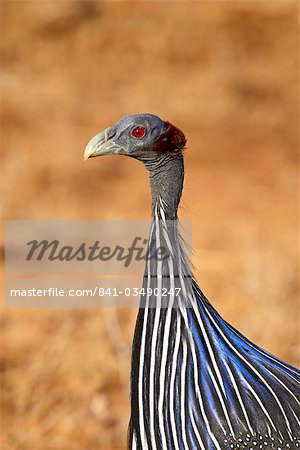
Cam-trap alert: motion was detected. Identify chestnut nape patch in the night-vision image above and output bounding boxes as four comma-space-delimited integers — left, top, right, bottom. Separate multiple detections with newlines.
153, 121, 187, 155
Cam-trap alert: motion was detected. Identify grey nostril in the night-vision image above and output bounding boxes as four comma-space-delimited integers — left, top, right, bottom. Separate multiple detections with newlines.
107, 127, 117, 140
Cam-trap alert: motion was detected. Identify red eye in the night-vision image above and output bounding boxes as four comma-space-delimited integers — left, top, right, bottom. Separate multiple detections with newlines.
131, 126, 145, 139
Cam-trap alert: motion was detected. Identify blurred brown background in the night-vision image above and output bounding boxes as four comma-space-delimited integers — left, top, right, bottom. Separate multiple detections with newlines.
1, 1, 299, 449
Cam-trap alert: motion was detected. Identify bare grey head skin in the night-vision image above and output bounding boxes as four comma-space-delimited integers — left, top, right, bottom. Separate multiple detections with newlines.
84, 113, 187, 219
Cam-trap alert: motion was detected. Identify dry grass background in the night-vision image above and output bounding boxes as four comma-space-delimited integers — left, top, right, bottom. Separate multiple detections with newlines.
0, 1, 299, 449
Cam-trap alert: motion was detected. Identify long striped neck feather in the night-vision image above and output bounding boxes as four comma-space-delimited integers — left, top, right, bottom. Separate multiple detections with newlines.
129, 149, 300, 450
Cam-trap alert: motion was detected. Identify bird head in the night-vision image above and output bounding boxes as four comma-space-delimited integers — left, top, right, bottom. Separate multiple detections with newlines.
83, 113, 186, 164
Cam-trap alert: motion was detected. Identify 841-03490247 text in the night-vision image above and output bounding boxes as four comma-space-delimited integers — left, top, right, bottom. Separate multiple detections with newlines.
9, 287, 183, 298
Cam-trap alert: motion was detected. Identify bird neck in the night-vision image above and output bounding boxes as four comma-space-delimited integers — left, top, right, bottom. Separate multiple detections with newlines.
146, 155, 184, 220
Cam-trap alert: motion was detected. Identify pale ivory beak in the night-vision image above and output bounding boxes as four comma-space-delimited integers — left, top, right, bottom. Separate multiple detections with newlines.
83, 128, 123, 161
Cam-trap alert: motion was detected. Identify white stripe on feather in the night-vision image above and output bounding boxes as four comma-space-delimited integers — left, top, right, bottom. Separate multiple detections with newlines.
178, 296, 223, 450
181, 338, 190, 449
148, 206, 162, 449
136, 223, 155, 450
191, 410, 206, 450
224, 362, 254, 435
131, 432, 137, 450
169, 314, 182, 450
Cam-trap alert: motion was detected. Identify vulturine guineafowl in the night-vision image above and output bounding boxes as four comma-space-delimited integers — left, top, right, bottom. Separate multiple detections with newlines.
84, 114, 300, 450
